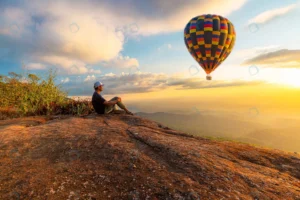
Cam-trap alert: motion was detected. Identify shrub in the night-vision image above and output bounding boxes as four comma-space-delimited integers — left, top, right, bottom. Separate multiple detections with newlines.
0, 69, 94, 119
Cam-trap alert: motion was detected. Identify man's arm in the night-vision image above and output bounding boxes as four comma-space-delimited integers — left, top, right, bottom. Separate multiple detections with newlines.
103, 100, 118, 106
94, 94, 117, 106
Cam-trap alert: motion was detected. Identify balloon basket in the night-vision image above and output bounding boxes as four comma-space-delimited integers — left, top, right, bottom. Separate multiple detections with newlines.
206, 75, 212, 80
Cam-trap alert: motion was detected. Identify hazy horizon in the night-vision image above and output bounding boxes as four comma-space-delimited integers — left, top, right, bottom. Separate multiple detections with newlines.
135, 110, 300, 153
69, 82, 300, 117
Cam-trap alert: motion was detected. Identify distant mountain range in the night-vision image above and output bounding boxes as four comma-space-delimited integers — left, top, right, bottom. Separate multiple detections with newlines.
135, 111, 300, 153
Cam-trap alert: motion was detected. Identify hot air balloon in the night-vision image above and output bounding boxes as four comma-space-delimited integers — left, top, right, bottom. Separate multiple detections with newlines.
184, 14, 236, 80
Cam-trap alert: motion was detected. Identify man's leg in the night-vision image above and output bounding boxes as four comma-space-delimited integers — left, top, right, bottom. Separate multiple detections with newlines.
108, 96, 133, 114
104, 104, 116, 114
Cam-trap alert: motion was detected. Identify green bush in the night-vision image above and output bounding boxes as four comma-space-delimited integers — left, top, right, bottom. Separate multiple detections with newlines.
0, 69, 94, 119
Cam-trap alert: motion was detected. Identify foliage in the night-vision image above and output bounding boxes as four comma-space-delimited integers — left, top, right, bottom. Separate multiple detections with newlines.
0, 69, 94, 120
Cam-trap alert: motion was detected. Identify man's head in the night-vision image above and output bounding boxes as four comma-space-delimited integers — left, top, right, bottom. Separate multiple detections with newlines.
94, 81, 104, 92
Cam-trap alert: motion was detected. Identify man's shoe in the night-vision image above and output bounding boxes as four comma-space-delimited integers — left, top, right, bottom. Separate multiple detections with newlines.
126, 111, 134, 115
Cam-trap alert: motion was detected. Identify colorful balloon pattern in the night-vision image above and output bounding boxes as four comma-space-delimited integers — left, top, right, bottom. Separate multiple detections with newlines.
184, 14, 236, 80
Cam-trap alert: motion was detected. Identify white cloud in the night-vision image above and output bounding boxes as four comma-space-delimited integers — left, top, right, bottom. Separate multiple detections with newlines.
67, 71, 265, 95
0, 1, 132, 74
102, 54, 139, 69
248, 3, 297, 25
242, 49, 300, 68
36, 55, 88, 75
104, 72, 116, 77
26, 63, 47, 70
232, 45, 282, 63
88, 69, 101, 74
158, 43, 172, 52
84, 75, 96, 82
61, 77, 70, 83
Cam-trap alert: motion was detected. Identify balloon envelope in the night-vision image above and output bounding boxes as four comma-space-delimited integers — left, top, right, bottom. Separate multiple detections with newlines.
184, 14, 236, 76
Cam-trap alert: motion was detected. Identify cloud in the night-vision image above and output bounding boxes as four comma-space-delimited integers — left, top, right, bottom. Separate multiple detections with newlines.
0, 0, 137, 74
22, 56, 103, 75
84, 75, 96, 82
0, 7, 32, 38
104, 73, 117, 77
65, 71, 266, 96
0, 0, 248, 76
35, 55, 88, 75
248, 3, 297, 25
88, 69, 101, 74
61, 77, 70, 83
102, 54, 139, 69
25, 63, 47, 70
231, 45, 282, 63
242, 49, 300, 68
158, 44, 174, 52
168, 77, 265, 90
129, 0, 248, 36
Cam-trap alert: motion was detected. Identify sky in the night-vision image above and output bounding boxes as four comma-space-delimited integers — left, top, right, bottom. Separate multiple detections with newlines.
1, 0, 300, 115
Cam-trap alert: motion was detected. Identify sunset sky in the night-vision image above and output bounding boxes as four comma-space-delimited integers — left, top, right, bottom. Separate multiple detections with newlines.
0, 0, 300, 115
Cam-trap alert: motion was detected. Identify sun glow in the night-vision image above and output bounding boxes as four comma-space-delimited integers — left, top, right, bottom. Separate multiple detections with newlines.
266, 68, 300, 88
279, 69, 300, 87
282, 77, 300, 87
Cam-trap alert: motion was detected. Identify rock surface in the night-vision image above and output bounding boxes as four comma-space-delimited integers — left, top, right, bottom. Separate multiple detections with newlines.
0, 113, 299, 199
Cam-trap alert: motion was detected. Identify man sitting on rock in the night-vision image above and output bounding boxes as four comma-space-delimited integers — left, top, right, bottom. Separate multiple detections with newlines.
92, 81, 133, 115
